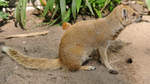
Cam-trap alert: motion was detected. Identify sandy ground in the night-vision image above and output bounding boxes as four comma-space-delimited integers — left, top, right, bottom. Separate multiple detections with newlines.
0, 11, 150, 84
118, 16, 150, 84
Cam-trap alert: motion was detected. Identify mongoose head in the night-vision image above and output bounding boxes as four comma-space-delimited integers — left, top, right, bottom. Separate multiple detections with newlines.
115, 4, 142, 26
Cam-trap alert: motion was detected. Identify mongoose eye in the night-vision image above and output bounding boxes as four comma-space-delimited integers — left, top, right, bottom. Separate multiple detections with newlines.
132, 13, 136, 16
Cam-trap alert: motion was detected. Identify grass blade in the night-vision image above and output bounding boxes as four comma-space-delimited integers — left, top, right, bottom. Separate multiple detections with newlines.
76, 0, 81, 13
49, 0, 55, 12
21, 0, 27, 28
94, 8, 102, 18
42, 0, 50, 16
100, 0, 111, 12
15, 0, 21, 23
51, 4, 59, 19
16, 0, 27, 29
60, 0, 66, 21
63, 8, 71, 22
49, 16, 60, 25
86, 0, 94, 15
72, 0, 76, 20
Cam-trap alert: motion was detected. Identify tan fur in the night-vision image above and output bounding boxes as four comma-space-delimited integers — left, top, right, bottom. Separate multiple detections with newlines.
2, 46, 61, 70
62, 22, 71, 30
2, 4, 142, 74
40, 0, 47, 6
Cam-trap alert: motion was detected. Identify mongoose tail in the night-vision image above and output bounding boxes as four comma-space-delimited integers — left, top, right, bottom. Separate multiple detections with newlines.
2, 46, 61, 70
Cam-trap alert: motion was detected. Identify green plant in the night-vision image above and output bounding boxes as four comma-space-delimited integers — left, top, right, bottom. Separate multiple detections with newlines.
90, 0, 121, 17
42, 0, 121, 25
146, 0, 150, 10
15, 0, 121, 29
0, 0, 9, 20
0, 0, 8, 7
0, 11, 9, 19
15, 0, 28, 29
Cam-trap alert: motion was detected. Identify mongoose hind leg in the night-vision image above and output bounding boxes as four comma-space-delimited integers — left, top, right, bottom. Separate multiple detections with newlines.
64, 48, 95, 71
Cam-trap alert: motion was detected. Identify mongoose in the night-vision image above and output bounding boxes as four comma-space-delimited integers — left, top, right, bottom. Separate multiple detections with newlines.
1, 4, 142, 74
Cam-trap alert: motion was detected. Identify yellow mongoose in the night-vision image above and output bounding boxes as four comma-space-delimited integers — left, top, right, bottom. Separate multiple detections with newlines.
1, 4, 142, 74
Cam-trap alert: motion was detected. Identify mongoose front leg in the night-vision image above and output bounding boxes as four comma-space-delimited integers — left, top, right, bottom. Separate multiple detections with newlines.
98, 41, 118, 74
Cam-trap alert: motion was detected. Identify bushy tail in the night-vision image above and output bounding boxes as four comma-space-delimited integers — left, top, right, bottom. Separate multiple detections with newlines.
1, 46, 61, 70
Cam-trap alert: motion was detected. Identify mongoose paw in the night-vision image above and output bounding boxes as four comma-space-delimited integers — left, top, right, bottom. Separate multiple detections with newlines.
109, 69, 119, 74
87, 66, 96, 71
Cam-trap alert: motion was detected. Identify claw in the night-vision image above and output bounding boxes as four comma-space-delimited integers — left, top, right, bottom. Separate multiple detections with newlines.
109, 69, 119, 74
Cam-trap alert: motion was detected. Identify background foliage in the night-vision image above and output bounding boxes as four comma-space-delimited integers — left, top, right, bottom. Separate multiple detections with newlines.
15, 0, 27, 29
146, 0, 150, 10
0, 0, 9, 20
1, 0, 149, 29
42, 0, 121, 25
14, 0, 121, 28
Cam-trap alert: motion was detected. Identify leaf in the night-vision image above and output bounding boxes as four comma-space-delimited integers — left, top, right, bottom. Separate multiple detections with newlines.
60, 0, 66, 21
100, 0, 111, 12
15, 0, 27, 29
42, 0, 50, 16
76, 0, 82, 13
63, 8, 71, 22
49, 0, 55, 12
72, 0, 76, 20
0, 0, 8, 7
51, 4, 59, 19
21, 0, 27, 28
86, 0, 94, 15
47, 16, 61, 26
109, 1, 114, 11
146, 0, 150, 10
49, 17, 60, 25
15, 1, 21, 23
94, 8, 102, 18
0, 12, 9, 19
96, 0, 105, 4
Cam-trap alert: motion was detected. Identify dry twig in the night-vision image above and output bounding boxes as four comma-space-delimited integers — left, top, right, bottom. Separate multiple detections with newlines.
0, 30, 49, 39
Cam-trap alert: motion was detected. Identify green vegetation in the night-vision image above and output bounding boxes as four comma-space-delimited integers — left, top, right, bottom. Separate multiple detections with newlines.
0, 11, 9, 20
146, 0, 150, 10
15, 0, 28, 29
0, 0, 8, 7
15, 0, 121, 29
42, 0, 121, 25
0, 0, 9, 20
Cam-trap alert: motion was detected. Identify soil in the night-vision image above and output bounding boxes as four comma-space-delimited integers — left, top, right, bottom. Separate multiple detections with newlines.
0, 11, 150, 84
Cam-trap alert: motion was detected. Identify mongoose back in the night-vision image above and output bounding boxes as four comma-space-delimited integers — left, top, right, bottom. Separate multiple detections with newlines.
2, 4, 142, 74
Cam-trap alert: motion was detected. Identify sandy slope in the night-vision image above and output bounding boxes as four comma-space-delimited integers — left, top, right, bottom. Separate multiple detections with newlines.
118, 16, 150, 84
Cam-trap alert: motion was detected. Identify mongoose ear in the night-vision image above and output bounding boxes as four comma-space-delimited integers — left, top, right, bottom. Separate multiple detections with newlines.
122, 8, 128, 20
